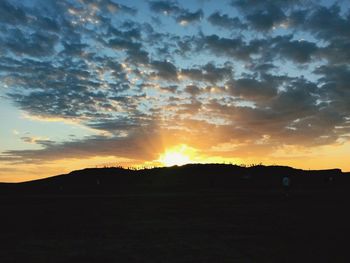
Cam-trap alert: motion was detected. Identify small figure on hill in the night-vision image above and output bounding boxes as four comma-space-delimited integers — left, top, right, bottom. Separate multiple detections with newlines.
324, 175, 334, 183
282, 176, 290, 197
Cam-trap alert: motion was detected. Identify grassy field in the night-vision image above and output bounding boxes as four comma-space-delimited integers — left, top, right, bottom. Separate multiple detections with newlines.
0, 189, 349, 262
1, 165, 349, 262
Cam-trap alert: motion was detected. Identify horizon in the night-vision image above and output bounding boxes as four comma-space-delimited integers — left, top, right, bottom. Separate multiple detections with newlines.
2, 162, 347, 184
1, 0, 350, 182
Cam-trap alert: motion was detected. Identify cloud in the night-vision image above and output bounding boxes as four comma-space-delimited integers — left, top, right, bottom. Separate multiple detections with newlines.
246, 4, 286, 31
3, 54, 131, 119
60, 41, 88, 56
230, 0, 301, 31
270, 36, 319, 63
269, 78, 318, 116
3, 28, 59, 57
176, 9, 203, 25
86, 118, 141, 133
149, 1, 203, 25
227, 77, 278, 101
149, 1, 181, 15
0, 122, 166, 164
34, 15, 61, 32
150, 60, 178, 81
184, 85, 202, 96
21, 136, 54, 146
315, 64, 350, 112
231, 0, 301, 10
198, 34, 261, 61
1, 0, 350, 172
0, 0, 27, 25
249, 63, 276, 73
320, 40, 350, 64
71, 0, 138, 18
181, 63, 233, 84
304, 4, 350, 41
207, 11, 246, 30
194, 34, 320, 64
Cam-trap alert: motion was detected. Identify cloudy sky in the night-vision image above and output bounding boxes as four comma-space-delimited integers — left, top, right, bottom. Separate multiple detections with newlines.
1, 0, 350, 181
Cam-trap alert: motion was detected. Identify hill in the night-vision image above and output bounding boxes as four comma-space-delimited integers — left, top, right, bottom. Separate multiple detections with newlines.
1, 164, 350, 262
0, 164, 347, 195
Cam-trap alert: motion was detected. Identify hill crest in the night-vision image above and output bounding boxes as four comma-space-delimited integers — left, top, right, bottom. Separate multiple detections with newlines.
0, 164, 347, 195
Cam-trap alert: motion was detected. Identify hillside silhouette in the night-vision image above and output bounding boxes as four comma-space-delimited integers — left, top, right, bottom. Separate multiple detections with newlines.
1, 164, 350, 262
0, 164, 348, 195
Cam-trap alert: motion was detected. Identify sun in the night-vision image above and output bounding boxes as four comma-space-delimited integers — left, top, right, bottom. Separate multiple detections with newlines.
158, 144, 194, 167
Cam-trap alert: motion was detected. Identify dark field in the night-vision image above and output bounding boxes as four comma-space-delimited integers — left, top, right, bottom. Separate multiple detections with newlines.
1, 165, 349, 262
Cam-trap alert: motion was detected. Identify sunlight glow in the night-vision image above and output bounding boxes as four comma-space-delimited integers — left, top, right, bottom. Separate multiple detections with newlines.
158, 144, 194, 166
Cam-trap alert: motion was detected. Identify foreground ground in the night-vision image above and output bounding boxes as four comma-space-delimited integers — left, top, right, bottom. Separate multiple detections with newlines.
0, 165, 349, 262
0, 189, 349, 262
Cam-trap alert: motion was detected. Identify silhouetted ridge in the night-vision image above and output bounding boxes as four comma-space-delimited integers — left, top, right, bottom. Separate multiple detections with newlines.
0, 164, 347, 195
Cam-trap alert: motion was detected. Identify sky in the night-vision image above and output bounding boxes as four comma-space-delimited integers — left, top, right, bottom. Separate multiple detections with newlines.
1, 0, 350, 182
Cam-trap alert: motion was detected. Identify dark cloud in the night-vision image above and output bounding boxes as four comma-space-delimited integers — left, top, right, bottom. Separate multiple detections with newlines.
249, 63, 276, 73
86, 118, 145, 133
287, 9, 308, 27
149, 1, 181, 15
2, 50, 132, 119
175, 35, 197, 56
305, 4, 350, 41
320, 40, 350, 64
104, 60, 128, 83
203, 72, 349, 147
3, 29, 59, 57
107, 25, 142, 40
150, 60, 178, 81
1, 132, 161, 164
198, 34, 262, 61
176, 99, 202, 115
229, 0, 303, 31
176, 9, 203, 25
149, 1, 202, 25
197, 34, 319, 64
107, 35, 149, 65
111, 2, 138, 15
21, 137, 55, 146
0, 0, 27, 25
246, 4, 286, 31
160, 85, 178, 93
126, 48, 150, 65
315, 64, 350, 112
207, 11, 246, 30
75, 0, 137, 15
60, 42, 88, 56
269, 78, 318, 116
108, 38, 141, 51
270, 36, 319, 63
184, 85, 202, 96
181, 63, 232, 84
227, 77, 278, 102
34, 16, 61, 32
231, 0, 301, 10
